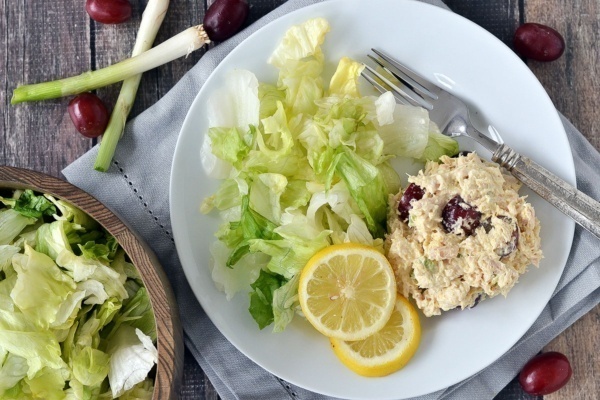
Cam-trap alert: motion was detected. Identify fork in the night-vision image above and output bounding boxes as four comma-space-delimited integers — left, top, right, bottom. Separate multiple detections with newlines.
362, 48, 600, 240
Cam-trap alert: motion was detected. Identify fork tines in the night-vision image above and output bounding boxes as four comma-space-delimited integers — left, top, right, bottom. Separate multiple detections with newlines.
361, 49, 438, 110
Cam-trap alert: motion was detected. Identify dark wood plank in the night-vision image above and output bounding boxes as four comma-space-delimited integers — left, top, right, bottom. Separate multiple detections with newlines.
93, 0, 207, 122
521, 2, 600, 399
525, 0, 600, 150
1, 0, 94, 178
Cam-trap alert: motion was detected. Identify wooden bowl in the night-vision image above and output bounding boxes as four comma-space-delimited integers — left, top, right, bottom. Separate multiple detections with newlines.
0, 166, 183, 399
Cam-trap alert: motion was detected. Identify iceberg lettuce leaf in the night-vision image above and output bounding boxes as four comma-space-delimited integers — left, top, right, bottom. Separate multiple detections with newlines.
418, 121, 460, 161
107, 326, 157, 399
328, 57, 365, 98
268, 17, 330, 68
0, 309, 67, 378
0, 209, 35, 246
11, 246, 76, 329
272, 274, 300, 332
334, 148, 389, 238
71, 346, 110, 387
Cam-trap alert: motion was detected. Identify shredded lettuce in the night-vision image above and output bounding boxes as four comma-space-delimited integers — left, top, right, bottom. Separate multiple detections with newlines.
201, 18, 459, 332
0, 189, 157, 398
248, 269, 286, 330
0, 209, 36, 246
419, 121, 460, 161
106, 326, 157, 399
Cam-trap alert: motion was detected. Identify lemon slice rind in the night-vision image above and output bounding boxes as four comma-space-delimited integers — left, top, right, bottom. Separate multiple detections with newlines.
330, 295, 421, 377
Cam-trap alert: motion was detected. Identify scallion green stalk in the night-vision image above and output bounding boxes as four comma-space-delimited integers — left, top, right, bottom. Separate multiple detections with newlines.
94, 0, 171, 172
11, 25, 210, 105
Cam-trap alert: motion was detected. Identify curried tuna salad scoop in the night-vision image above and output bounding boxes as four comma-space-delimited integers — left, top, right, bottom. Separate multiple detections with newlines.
385, 152, 543, 317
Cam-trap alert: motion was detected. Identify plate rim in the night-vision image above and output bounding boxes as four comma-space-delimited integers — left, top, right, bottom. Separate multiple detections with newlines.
170, 0, 576, 398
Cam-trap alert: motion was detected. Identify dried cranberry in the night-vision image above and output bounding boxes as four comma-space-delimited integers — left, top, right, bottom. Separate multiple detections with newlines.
497, 222, 519, 258
397, 183, 425, 222
482, 216, 520, 257
469, 293, 484, 308
452, 150, 472, 158
441, 195, 481, 235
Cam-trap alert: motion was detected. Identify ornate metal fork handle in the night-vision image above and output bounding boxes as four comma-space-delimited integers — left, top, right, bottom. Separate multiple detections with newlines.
493, 145, 600, 238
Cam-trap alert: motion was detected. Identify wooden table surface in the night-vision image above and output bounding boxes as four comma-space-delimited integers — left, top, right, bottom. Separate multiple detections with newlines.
1, 0, 598, 399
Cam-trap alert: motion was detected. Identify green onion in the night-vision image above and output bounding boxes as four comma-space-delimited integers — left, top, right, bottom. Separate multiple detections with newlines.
94, 0, 171, 172
11, 25, 210, 105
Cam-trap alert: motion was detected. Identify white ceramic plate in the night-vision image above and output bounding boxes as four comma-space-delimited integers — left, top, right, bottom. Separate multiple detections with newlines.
170, 1, 576, 398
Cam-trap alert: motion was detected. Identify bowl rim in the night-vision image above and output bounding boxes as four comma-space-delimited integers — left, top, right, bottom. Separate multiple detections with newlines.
0, 165, 183, 399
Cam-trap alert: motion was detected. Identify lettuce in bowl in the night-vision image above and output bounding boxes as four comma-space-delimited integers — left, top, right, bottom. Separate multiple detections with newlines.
0, 189, 156, 399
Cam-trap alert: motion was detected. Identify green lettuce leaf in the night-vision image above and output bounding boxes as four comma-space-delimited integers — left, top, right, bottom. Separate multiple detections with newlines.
249, 173, 288, 225
202, 69, 260, 179
249, 225, 330, 279
106, 326, 157, 399
0, 309, 67, 379
0, 209, 35, 245
24, 366, 68, 400
0, 245, 20, 273
110, 287, 156, 341
334, 148, 389, 238
57, 251, 128, 300
208, 126, 253, 167
209, 241, 268, 300
418, 121, 460, 161
35, 220, 75, 261
377, 104, 430, 159
272, 274, 300, 332
0, 275, 17, 311
269, 18, 330, 116
248, 269, 285, 330
258, 83, 286, 120
268, 17, 330, 68
11, 245, 76, 329
1, 190, 57, 220
15, 190, 56, 219
0, 354, 28, 394
78, 237, 119, 263
217, 196, 281, 268
71, 346, 110, 387
256, 102, 294, 160
44, 195, 98, 230
328, 57, 365, 98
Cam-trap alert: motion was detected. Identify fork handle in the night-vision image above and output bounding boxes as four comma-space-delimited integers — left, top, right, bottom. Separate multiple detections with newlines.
492, 144, 600, 239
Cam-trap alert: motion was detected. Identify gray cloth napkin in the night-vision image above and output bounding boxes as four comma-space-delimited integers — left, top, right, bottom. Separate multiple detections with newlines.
63, 0, 600, 398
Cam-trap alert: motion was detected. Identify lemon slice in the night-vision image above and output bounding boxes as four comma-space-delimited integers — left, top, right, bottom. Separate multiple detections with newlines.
330, 295, 421, 377
298, 243, 396, 341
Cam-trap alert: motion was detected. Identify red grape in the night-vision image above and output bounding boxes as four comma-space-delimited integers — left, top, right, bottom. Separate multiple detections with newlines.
203, 0, 249, 41
519, 352, 572, 395
441, 195, 481, 235
513, 23, 565, 62
68, 93, 110, 138
86, 0, 133, 24
397, 183, 425, 222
